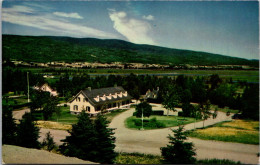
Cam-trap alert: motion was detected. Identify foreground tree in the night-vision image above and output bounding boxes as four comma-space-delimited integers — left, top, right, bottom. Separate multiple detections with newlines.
59, 111, 98, 162
42, 131, 56, 152
2, 105, 17, 145
161, 125, 196, 164
94, 114, 116, 163
135, 101, 152, 118
16, 112, 41, 149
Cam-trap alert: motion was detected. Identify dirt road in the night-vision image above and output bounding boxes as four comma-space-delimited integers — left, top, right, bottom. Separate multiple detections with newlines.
109, 104, 259, 164
12, 104, 259, 164
12, 108, 30, 120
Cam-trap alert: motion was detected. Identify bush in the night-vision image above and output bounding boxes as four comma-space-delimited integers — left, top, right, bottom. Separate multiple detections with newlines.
151, 111, 164, 116
178, 111, 183, 116
134, 117, 166, 128
197, 158, 241, 164
133, 112, 137, 116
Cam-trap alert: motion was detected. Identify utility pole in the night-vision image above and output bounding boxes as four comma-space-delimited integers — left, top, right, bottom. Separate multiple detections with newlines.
141, 108, 144, 130
27, 72, 30, 102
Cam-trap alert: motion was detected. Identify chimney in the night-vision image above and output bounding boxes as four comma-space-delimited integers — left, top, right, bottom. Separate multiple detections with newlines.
88, 87, 91, 91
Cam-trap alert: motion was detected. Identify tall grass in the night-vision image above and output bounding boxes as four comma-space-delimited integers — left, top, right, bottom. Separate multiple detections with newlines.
189, 120, 259, 144
115, 153, 242, 164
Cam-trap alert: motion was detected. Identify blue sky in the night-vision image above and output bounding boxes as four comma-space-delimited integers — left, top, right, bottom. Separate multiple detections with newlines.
2, 1, 259, 60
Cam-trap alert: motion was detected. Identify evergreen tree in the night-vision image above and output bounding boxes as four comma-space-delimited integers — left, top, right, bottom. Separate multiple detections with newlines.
42, 131, 56, 151
2, 105, 17, 145
94, 114, 116, 164
16, 112, 40, 149
59, 111, 98, 162
161, 125, 196, 164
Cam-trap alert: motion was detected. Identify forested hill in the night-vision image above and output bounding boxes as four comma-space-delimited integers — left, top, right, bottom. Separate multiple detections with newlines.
2, 35, 259, 66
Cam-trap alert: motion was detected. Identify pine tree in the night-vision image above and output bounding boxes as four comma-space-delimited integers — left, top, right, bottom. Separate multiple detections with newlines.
94, 114, 116, 164
42, 131, 56, 151
2, 105, 17, 145
161, 125, 196, 164
16, 112, 40, 149
59, 111, 98, 162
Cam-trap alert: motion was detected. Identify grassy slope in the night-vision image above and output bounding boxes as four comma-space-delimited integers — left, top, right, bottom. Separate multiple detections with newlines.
189, 120, 259, 144
3, 35, 258, 66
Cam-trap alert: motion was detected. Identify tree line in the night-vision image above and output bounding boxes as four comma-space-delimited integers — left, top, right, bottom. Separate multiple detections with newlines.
3, 66, 259, 120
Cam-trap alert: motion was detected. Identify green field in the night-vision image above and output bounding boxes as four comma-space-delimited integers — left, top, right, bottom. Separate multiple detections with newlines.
2, 96, 29, 108
18, 67, 259, 82
189, 120, 259, 144
125, 115, 198, 130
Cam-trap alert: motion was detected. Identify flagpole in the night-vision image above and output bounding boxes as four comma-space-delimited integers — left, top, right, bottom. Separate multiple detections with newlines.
141, 108, 144, 130
27, 72, 30, 102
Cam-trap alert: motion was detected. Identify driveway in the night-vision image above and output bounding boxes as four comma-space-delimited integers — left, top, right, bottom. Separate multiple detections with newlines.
12, 108, 30, 120
12, 104, 259, 164
109, 105, 259, 164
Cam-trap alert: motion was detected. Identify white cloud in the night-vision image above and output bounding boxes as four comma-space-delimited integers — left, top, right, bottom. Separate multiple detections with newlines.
108, 9, 156, 45
142, 15, 154, 21
2, 5, 117, 39
8, 5, 35, 13
53, 12, 83, 19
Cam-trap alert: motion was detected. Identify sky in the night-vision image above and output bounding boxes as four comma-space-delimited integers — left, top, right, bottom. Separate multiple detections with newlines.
2, 1, 259, 60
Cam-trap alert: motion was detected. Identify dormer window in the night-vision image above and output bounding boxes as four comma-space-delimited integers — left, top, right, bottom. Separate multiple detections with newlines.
77, 97, 80, 102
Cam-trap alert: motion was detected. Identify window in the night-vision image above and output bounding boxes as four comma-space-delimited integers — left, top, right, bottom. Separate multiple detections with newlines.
86, 106, 90, 112
73, 105, 78, 110
83, 98, 88, 102
77, 97, 81, 102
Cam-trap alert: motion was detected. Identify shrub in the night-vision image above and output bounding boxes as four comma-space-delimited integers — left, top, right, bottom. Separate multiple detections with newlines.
151, 111, 164, 116
134, 117, 166, 128
178, 111, 183, 116
197, 158, 241, 164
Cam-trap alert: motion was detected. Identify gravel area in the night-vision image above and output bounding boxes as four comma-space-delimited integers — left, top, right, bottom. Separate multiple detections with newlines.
2, 145, 97, 164
9, 103, 259, 164
109, 104, 259, 164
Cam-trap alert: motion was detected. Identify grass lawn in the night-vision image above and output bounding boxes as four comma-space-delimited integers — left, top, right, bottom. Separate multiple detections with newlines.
114, 153, 241, 164
125, 115, 198, 130
34, 106, 78, 124
189, 120, 259, 144
2, 96, 29, 108
35, 106, 129, 129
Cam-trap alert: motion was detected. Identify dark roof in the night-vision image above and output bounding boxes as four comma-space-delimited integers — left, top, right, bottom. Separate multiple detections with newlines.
72, 86, 132, 106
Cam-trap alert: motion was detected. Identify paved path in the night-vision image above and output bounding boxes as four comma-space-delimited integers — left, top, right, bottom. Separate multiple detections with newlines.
12, 108, 30, 120
12, 104, 259, 164
109, 104, 259, 164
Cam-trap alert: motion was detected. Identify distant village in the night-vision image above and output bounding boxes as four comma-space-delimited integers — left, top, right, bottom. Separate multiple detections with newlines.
7, 60, 258, 70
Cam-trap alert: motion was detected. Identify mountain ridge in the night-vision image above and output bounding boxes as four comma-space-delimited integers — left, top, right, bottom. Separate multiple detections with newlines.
2, 34, 258, 67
